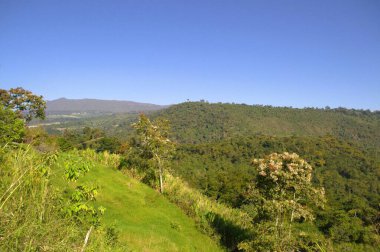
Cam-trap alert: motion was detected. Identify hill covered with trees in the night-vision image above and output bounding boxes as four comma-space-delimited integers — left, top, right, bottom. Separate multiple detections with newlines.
44, 101, 380, 149
153, 102, 380, 148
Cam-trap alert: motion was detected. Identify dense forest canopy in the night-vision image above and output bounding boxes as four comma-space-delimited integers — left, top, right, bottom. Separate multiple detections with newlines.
152, 102, 380, 148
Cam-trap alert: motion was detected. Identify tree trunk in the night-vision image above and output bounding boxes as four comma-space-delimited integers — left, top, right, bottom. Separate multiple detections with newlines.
158, 157, 164, 194
159, 167, 164, 194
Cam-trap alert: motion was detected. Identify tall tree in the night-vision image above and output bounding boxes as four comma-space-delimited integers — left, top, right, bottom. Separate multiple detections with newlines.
0, 87, 46, 122
132, 114, 174, 193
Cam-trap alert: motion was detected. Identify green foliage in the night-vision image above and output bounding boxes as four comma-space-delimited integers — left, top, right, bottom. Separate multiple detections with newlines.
63, 154, 92, 181
120, 143, 157, 186
171, 135, 380, 249
164, 174, 253, 250
316, 209, 380, 246
153, 102, 380, 149
61, 152, 105, 227
0, 105, 25, 145
0, 145, 136, 251
57, 127, 122, 153
24, 126, 59, 152
97, 137, 122, 153
105, 225, 120, 247
63, 182, 105, 225
0, 145, 81, 251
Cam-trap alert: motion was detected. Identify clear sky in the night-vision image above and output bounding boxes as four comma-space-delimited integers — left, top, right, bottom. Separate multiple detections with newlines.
0, 0, 379, 109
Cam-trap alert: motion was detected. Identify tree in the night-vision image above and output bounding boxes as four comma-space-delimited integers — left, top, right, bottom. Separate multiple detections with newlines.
0, 105, 25, 145
96, 137, 121, 153
240, 152, 326, 251
0, 87, 46, 122
132, 114, 175, 193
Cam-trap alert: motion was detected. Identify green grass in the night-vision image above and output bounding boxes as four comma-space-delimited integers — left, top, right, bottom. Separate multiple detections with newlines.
55, 152, 223, 252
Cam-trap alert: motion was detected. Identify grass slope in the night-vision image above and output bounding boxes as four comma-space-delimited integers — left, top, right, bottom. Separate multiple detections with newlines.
70, 157, 222, 252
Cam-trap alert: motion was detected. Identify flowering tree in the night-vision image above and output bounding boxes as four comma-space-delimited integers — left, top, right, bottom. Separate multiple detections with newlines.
240, 152, 326, 251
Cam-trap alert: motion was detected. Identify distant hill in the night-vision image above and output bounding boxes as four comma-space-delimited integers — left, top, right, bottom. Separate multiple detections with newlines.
46, 98, 166, 114
45, 101, 380, 149
152, 102, 380, 148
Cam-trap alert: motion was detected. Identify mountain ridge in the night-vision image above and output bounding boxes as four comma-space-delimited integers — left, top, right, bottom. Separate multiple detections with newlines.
151, 102, 380, 148
46, 98, 167, 114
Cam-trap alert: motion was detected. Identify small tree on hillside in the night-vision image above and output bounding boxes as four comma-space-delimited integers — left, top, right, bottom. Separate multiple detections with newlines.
132, 114, 175, 193
239, 152, 326, 251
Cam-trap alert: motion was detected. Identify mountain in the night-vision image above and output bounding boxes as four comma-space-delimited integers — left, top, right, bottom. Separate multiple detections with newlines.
46, 98, 166, 114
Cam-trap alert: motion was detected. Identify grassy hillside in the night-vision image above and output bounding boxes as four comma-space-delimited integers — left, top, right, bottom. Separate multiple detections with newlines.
0, 146, 222, 251
56, 151, 223, 252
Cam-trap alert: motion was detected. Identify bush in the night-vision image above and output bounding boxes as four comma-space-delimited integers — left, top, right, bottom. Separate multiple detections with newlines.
0, 106, 25, 146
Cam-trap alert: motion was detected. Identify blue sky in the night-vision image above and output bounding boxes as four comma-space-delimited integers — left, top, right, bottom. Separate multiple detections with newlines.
0, 0, 379, 109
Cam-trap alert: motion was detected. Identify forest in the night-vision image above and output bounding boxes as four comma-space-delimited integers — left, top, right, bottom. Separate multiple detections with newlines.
1, 88, 379, 251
